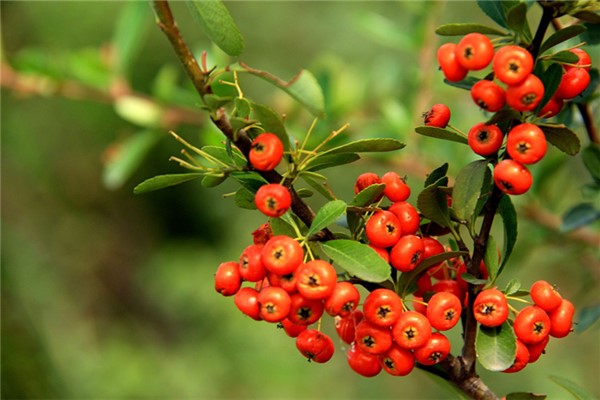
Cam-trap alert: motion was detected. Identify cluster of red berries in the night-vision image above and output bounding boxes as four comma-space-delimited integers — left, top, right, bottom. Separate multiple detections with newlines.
474, 282, 574, 372
429, 33, 593, 196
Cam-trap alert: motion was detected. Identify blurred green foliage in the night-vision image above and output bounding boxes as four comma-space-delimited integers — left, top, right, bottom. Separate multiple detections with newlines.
1, 1, 599, 399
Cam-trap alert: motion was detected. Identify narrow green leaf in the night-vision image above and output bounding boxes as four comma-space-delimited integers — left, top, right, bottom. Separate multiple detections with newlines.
307, 200, 346, 237
436, 23, 507, 36
582, 144, 600, 182
202, 145, 246, 166
504, 278, 522, 296
201, 173, 227, 188
133, 173, 205, 194
452, 160, 490, 222
296, 188, 314, 198
234, 187, 256, 210
484, 235, 500, 283
103, 130, 160, 190
112, 2, 150, 77
549, 375, 596, 400
561, 203, 600, 232
539, 124, 581, 156
536, 63, 564, 115
540, 25, 588, 54
186, 0, 244, 56
460, 273, 489, 285
417, 181, 452, 228
477, 0, 510, 29
506, 2, 532, 43
415, 126, 468, 144
424, 163, 449, 188
230, 171, 268, 192
304, 153, 361, 172
250, 102, 290, 150
301, 172, 335, 201
545, 50, 580, 64
506, 393, 547, 400
319, 138, 405, 156
350, 184, 385, 207
498, 195, 518, 272
320, 240, 391, 283
476, 321, 517, 372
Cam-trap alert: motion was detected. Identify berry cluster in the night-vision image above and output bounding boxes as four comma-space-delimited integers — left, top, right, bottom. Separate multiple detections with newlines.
432, 33, 593, 196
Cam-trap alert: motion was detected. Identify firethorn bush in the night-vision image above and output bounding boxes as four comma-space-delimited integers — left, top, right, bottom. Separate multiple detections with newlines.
2, 1, 599, 399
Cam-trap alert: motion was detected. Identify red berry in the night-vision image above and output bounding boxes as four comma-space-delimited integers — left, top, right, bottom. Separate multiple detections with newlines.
388, 201, 420, 235
354, 172, 383, 200
324, 281, 360, 317
538, 95, 564, 118
564, 48, 592, 72
549, 299, 575, 338
427, 291, 463, 331
468, 122, 504, 156
287, 293, 324, 325
378, 344, 415, 376
413, 332, 451, 366
369, 244, 390, 263
392, 311, 432, 350
255, 183, 292, 218
502, 339, 530, 373
493, 45, 534, 85
381, 171, 411, 202
365, 210, 402, 248
234, 287, 261, 320
279, 318, 308, 338
261, 235, 303, 275
355, 319, 394, 355
390, 235, 424, 272
526, 335, 549, 363
363, 288, 404, 328
257, 286, 292, 323
473, 288, 509, 327
295, 260, 337, 300
239, 244, 267, 282
437, 43, 468, 82
506, 74, 545, 112
455, 33, 495, 71
215, 261, 242, 296
267, 271, 298, 294
493, 159, 532, 195
346, 342, 382, 377
530, 280, 562, 312
471, 80, 506, 112
432, 279, 465, 304
249, 132, 284, 171
296, 329, 334, 363
513, 305, 551, 344
423, 103, 451, 128
506, 123, 547, 165
556, 68, 591, 99
335, 310, 363, 344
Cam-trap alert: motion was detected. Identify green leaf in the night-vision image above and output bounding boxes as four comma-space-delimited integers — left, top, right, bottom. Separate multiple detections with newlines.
112, 2, 150, 77
201, 173, 227, 188
477, 0, 511, 29
582, 144, 600, 182
452, 160, 490, 222
250, 102, 290, 150
506, 393, 547, 400
186, 0, 244, 56
202, 145, 246, 166
304, 153, 361, 172
504, 278, 522, 296
319, 138, 405, 156
436, 23, 507, 36
415, 126, 468, 145
230, 171, 268, 192
581, 21, 600, 44
301, 172, 335, 201
460, 273, 489, 285
103, 130, 160, 190
417, 181, 452, 228
133, 173, 205, 194
397, 251, 467, 296
234, 187, 256, 210
561, 203, 600, 232
296, 188, 314, 198
536, 63, 564, 114
576, 303, 600, 333
269, 214, 298, 237
350, 184, 385, 207
203, 94, 234, 111
424, 163, 449, 187
320, 240, 391, 283
498, 195, 518, 272
484, 235, 500, 283
233, 97, 251, 119
549, 375, 596, 400
540, 25, 588, 54
506, 2, 532, 43
545, 50, 580, 64
444, 76, 481, 91
307, 200, 346, 237
476, 321, 517, 372
539, 124, 581, 156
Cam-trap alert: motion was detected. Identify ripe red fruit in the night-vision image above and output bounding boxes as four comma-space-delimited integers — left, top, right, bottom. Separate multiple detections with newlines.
296, 329, 334, 363
239, 244, 267, 282
455, 33, 495, 71
324, 281, 360, 317
493, 45, 534, 85
215, 261, 242, 296
390, 235, 424, 272
257, 286, 292, 323
255, 183, 292, 218
423, 103, 451, 128
526, 335, 549, 363
437, 43, 468, 82
513, 305, 551, 344
392, 310, 432, 350
355, 320, 394, 355
473, 288, 509, 327
249, 132, 284, 171
346, 342, 382, 377
538, 95, 564, 119
530, 280, 562, 312
564, 48, 592, 71
365, 210, 402, 248
471, 80, 506, 112
506, 74, 545, 112
369, 244, 390, 263
381, 171, 411, 202
427, 292, 463, 331
234, 287, 261, 320
493, 159, 533, 195
378, 344, 415, 376
502, 339, 530, 373
549, 299, 575, 338
295, 260, 337, 300
413, 332, 451, 366
468, 122, 504, 156
415, 273, 433, 297
354, 172, 383, 199
279, 318, 308, 338
287, 293, 324, 326
506, 123, 547, 165
261, 235, 303, 275
267, 271, 297, 294
335, 310, 363, 344
432, 279, 465, 303
556, 68, 591, 99
388, 201, 420, 235
363, 288, 404, 328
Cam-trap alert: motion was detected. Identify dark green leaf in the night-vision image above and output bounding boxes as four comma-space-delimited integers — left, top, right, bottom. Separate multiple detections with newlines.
484, 235, 500, 283
549, 375, 596, 400
133, 173, 205, 194
545, 50, 580, 64
307, 200, 346, 237
486, 108, 522, 126
320, 240, 391, 283
319, 138, 405, 156
436, 23, 507, 36
234, 187, 256, 209
460, 272, 489, 285
250, 102, 290, 150
398, 251, 467, 296
417, 181, 452, 228
539, 124, 581, 156
203, 94, 234, 110
230, 171, 268, 192
561, 203, 600, 232
498, 195, 518, 272
581, 22, 600, 44
576, 303, 600, 333
582, 144, 600, 182
301, 172, 335, 201
201, 173, 227, 188
506, 2, 532, 43
453, 160, 490, 222
536, 63, 564, 114
415, 126, 468, 144
112, 2, 150, 77
425, 163, 449, 187
540, 25, 588, 54
304, 153, 361, 172
296, 188, 313, 198
350, 184, 386, 207
504, 278, 522, 296
477, 0, 511, 29
476, 321, 517, 371
103, 130, 160, 190
186, 0, 244, 56
506, 393, 547, 400
444, 76, 481, 91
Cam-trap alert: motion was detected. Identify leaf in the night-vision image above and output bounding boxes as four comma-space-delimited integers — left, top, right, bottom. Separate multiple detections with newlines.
582, 144, 600, 182
350, 184, 386, 207
203, 94, 234, 110
230, 171, 268, 192
581, 21, 600, 44
398, 251, 467, 296
498, 195, 518, 272
506, 2, 532, 43
202, 145, 246, 166
504, 278, 522, 296
484, 235, 500, 283
436, 23, 507, 36
301, 172, 335, 201
576, 303, 600, 333
536, 63, 564, 114
561, 203, 600, 232
545, 50, 580, 64
425, 163, 449, 187
186, 0, 244, 56
540, 25, 588, 54
320, 240, 391, 283
201, 173, 227, 188
444, 76, 481, 91
307, 200, 346, 237
319, 138, 405, 156
112, 1, 150, 77
103, 130, 161, 190
133, 173, 205, 194
476, 321, 517, 372
250, 102, 290, 150
505, 393, 547, 400
304, 153, 361, 172
477, 0, 511, 29
415, 126, 468, 145
452, 160, 490, 222
549, 375, 596, 400
233, 97, 251, 119
460, 273, 489, 285
234, 187, 256, 210
539, 124, 581, 156
417, 181, 452, 228
269, 214, 298, 237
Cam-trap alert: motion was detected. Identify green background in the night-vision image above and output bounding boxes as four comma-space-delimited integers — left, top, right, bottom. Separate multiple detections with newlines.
2, 1, 599, 399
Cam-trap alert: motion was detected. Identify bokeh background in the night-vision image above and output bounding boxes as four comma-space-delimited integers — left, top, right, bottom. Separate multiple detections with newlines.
2, 1, 599, 399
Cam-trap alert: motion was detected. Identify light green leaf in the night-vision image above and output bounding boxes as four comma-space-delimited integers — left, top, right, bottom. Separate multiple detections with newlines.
133, 173, 205, 194
186, 0, 244, 56
304, 153, 361, 172
350, 184, 385, 207
112, 2, 150, 77
320, 240, 391, 283
201, 173, 227, 188
234, 187, 256, 210
307, 200, 346, 237
504, 278, 522, 296
250, 102, 290, 150
319, 138, 405, 156
436, 23, 507, 36
550, 375, 596, 400
452, 160, 490, 222
476, 321, 517, 372
301, 172, 335, 201
202, 145, 246, 166
415, 126, 468, 144
230, 171, 268, 192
